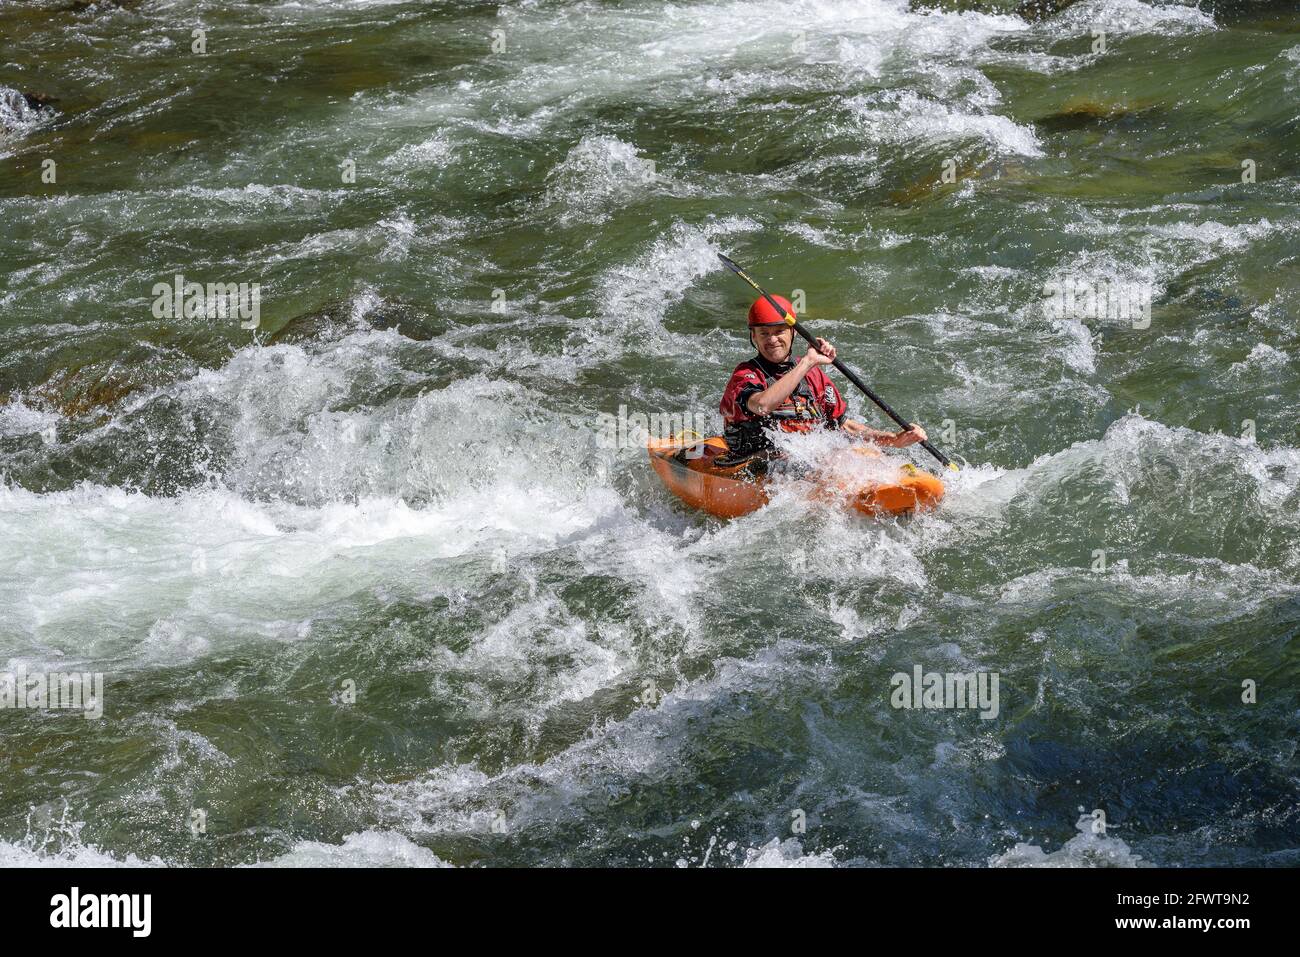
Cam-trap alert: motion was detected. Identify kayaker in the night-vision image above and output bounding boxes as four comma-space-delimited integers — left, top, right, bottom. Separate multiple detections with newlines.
719, 295, 927, 464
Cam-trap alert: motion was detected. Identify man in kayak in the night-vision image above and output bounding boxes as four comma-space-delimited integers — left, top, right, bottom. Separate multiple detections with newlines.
719, 295, 927, 466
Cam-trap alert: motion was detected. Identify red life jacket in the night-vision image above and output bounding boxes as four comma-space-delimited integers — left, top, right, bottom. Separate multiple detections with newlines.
719, 355, 847, 455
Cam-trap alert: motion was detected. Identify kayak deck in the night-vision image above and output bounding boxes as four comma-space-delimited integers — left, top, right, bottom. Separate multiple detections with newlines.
647, 435, 944, 519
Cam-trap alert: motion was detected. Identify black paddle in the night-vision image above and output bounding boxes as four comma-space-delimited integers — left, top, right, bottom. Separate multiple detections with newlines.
717, 252, 958, 472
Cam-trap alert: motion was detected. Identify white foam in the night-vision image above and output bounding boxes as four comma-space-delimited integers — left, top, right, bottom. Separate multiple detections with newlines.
742, 837, 839, 867
0, 840, 166, 868
1054, 0, 1216, 36
0, 827, 451, 868
595, 217, 759, 336
1230, 342, 1290, 374
544, 135, 691, 223
263, 211, 418, 263
0, 398, 60, 441
253, 830, 452, 867
0, 475, 636, 667
917, 413, 1300, 576
849, 89, 1043, 157
991, 813, 1151, 868
0, 87, 51, 140
1145, 218, 1286, 256
0, 809, 165, 868
367, 643, 834, 839
323, 0, 1037, 167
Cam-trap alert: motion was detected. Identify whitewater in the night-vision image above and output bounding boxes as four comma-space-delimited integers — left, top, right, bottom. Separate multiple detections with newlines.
0, 0, 1297, 867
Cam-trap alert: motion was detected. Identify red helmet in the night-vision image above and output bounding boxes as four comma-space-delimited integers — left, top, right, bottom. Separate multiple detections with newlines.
747, 295, 794, 327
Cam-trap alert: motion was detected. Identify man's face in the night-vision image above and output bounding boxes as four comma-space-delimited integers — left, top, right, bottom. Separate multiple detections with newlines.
752, 324, 793, 362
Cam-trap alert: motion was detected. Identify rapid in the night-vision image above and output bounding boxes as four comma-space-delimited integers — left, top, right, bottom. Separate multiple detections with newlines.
0, 0, 1297, 866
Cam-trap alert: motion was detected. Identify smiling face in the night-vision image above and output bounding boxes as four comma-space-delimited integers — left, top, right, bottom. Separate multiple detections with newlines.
752, 324, 794, 363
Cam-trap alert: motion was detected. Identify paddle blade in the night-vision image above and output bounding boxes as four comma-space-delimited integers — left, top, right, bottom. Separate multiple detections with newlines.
717, 253, 761, 291
716, 252, 742, 274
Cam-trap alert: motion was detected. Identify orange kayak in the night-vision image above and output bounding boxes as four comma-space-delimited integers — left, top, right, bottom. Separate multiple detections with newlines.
647, 435, 944, 519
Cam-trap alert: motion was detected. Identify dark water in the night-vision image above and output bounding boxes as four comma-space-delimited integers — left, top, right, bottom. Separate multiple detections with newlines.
0, 0, 1297, 867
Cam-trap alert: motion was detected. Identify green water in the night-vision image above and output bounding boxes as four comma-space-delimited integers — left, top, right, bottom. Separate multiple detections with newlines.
0, 0, 1297, 867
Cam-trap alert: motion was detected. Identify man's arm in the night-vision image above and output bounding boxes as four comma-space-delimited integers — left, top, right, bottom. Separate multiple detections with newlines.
746, 340, 835, 414
843, 418, 928, 448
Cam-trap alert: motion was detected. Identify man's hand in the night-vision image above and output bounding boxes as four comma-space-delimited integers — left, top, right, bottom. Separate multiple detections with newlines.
842, 419, 926, 448
803, 337, 836, 366
892, 423, 927, 447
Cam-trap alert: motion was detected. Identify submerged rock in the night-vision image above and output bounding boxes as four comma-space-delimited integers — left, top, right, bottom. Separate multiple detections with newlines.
267, 299, 446, 345
1036, 97, 1159, 133
887, 161, 982, 206
20, 91, 54, 111
35, 367, 140, 418
887, 155, 1031, 205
